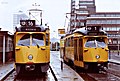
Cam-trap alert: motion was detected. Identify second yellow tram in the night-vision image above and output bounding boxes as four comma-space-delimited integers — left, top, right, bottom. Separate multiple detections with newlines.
60, 26, 109, 71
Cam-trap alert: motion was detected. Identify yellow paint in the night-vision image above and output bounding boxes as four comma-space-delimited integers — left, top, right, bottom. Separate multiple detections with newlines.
15, 32, 50, 64
83, 48, 108, 62
74, 60, 84, 67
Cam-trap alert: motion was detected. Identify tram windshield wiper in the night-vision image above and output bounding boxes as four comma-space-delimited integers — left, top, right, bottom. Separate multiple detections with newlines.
32, 40, 39, 48
36, 44, 39, 48
20, 44, 30, 48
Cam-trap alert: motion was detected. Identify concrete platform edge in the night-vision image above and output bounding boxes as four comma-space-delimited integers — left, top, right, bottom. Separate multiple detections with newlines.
49, 65, 58, 81
0, 67, 14, 81
64, 63, 84, 81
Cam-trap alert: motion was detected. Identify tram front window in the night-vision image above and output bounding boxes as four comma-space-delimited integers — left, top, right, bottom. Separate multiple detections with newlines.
85, 37, 106, 48
32, 34, 44, 46
17, 34, 30, 46
85, 38, 96, 47
96, 38, 106, 48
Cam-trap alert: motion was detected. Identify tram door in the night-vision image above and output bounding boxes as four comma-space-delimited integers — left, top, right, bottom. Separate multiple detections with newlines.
74, 37, 83, 62
74, 38, 79, 61
79, 37, 83, 61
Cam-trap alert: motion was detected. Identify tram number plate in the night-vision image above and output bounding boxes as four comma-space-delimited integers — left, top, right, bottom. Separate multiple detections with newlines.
20, 20, 35, 27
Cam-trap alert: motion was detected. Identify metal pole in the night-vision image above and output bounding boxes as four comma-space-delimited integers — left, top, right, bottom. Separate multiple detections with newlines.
56, 41, 57, 51
3, 35, 5, 64
118, 42, 119, 55
61, 60, 63, 70
117, 31, 119, 55
53, 31, 57, 51
118, 32, 119, 55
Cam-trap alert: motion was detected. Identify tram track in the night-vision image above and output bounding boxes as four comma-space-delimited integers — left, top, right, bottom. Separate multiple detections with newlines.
78, 62, 120, 81
3, 65, 56, 81
1, 68, 15, 81
78, 69, 120, 81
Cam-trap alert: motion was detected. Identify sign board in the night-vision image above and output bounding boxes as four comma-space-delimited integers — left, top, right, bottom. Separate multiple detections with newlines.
58, 29, 65, 34
20, 20, 35, 27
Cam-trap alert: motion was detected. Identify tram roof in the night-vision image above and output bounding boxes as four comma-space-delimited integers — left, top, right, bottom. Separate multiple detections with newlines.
73, 27, 107, 35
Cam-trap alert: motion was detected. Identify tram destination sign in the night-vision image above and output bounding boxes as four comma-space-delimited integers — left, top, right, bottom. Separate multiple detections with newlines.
21, 27, 41, 32
87, 32, 104, 35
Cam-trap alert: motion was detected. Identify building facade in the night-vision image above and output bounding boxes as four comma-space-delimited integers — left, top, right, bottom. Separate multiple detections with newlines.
13, 11, 28, 30
69, 0, 120, 50
0, 30, 13, 63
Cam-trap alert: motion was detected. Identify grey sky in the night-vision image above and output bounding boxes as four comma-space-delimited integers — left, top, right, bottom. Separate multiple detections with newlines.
0, 0, 120, 35
95, 0, 120, 12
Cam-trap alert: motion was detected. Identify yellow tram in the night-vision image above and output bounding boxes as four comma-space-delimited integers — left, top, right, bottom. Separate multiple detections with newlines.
60, 26, 109, 71
14, 20, 50, 73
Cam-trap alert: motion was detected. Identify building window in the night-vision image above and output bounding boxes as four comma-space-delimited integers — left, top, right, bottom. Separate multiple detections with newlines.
79, 6, 87, 8
79, 0, 93, 1
79, 1, 94, 5
118, 40, 120, 44
80, 22, 85, 26
113, 40, 117, 44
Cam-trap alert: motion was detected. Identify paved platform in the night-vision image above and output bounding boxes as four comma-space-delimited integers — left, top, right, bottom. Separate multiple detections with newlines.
0, 51, 120, 81
0, 62, 14, 81
50, 51, 84, 81
109, 59, 120, 64
109, 52, 120, 64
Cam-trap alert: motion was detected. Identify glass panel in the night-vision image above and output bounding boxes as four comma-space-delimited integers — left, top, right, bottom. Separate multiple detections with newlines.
85, 39, 96, 47
17, 34, 30, 46
96, 38, 106, 48
79, 6, 87, 8
32, 34, 44, 46
79, 0, 93, 1
85, 37, 107, 48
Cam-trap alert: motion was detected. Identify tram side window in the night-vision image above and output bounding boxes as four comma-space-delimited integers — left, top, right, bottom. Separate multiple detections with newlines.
64, 40, 66, 47
32, 34, 44, 46
68, 38, 70, 47
79, 38, 82, 47
46, 34, 49, 46
65, 39, 69, 47
71, 37, 74, 47
65, 39, 67, 46
17, 34, 30, 46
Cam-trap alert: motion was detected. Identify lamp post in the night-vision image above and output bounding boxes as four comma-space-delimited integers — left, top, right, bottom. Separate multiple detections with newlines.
117, 30, 119, 55
53, 31, 58, 51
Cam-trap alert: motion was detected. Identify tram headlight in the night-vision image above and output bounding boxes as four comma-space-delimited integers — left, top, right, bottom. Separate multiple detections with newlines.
96, 55, 100, 59
28, 55, 33, 60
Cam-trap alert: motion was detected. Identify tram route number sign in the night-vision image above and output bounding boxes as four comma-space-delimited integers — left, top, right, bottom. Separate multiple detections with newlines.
20, 20, 35, 27
87, 26, 101, 31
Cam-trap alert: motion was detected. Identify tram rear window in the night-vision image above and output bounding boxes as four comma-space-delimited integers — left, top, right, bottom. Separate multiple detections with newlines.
85, 37, 107, 48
